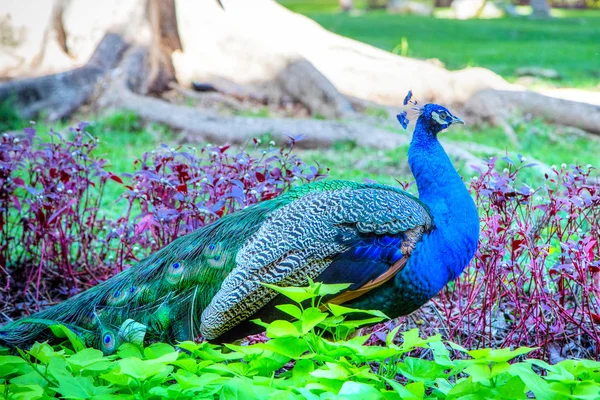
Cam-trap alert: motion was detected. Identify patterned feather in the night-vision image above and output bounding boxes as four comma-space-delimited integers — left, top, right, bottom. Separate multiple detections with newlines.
1, 102, 480, 353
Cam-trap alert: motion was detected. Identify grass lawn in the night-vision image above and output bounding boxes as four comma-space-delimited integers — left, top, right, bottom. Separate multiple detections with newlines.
281, 1, 600, 89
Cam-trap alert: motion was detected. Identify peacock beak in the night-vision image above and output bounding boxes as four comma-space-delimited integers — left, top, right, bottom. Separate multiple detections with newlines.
451, 115, 465, 125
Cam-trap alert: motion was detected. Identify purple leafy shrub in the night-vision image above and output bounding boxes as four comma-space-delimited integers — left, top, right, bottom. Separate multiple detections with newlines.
0, 128, 325, 320
428, 157, 600, 360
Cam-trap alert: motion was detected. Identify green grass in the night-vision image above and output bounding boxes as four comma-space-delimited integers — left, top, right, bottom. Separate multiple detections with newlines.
23, 110, 600, 205
281, 1, 600, 88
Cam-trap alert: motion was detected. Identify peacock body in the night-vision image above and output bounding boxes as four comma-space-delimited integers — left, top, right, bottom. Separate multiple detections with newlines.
0, 103, 480, 354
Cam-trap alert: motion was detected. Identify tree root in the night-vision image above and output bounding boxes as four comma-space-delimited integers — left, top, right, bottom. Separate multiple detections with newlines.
0, 33, 128, 121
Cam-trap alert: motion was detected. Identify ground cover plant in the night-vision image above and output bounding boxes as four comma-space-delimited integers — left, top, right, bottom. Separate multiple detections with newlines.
2, 282, 600, 399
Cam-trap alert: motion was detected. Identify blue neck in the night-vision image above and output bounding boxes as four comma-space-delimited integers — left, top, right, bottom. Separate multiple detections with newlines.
408, 119, 469, 216
407, 118, 480, 278
343, 116, 481, 318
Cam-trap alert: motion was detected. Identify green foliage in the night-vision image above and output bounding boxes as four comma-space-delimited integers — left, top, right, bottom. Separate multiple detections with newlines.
3, 282, 600, 399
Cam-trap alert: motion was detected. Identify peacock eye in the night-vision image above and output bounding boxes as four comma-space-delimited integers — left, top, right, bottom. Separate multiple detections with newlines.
439, 111, 448, 120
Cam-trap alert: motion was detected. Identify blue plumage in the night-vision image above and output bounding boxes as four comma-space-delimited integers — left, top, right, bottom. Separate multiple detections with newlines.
347, 102, 479, 317
317, 233, 405, 291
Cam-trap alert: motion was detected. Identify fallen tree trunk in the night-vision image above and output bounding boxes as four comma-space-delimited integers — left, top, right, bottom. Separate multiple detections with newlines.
465, 89, 600, 135
100, 46, 408, 149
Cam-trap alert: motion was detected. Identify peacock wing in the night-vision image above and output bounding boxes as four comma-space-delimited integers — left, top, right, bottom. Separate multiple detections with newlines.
200, 185, 433, 340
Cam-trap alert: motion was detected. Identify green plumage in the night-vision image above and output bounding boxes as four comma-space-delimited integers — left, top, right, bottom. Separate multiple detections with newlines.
0, 180, 431, 354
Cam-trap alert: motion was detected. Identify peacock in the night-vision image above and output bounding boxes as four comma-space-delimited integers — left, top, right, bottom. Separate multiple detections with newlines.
0, 99, 480, 354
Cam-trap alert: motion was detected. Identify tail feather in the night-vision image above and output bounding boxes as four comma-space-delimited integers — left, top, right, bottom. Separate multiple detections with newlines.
0, 198, 274, 353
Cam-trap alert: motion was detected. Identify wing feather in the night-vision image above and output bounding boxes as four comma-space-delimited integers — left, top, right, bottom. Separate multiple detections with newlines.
200, 186, 433, 339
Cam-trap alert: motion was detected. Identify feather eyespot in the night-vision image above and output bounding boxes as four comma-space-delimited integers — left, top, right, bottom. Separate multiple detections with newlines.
205, 242, 226, 269
106, 287, 129, 306
101, 330, 116, 352
166, 260, 186, 284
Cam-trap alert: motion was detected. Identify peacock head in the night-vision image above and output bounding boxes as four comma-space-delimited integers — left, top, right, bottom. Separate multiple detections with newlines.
396, 91, 464, 136
417, 104, 465, 135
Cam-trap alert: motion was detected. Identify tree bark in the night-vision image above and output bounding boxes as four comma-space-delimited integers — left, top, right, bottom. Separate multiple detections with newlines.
0, 33, 128, 120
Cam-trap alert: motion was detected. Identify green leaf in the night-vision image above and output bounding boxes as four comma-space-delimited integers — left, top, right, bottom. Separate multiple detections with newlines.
248, 351, 290, 376
145, 342, 176, 359
67, 348, 111, 373
291, 359, 315, 387
327, 303, 387, 319
383, 377, 423, 399
490, 361, 511, 378
47, 357, 96, 399
337, 317, 386, 329
9, 370, 49, 387
117, 357, 173, 380
49, 325, 85, 352
5, 383, 46, 400
464, 363, 491, 383
28, 342, 60, 364
428, 340, 455, 368
261, 283, 318, 304
496, 375, 527, 399
117, 343, 143, 359
148, 384, 184, 399
266, 320, 301, 338
509, 363, 551, 399
311, 362, 350, 380
467, 347, 534, 363
170, 358, 201, 373
397, 357, 449, 382
301, 308, 328, 334
338, 381, 384, 399
405, 381, 426, 399
220, 377, 260, 399
313, 282, 351, 296
276, 304, 303, 319
0, 356, 31, 378
255, 337, 309, 358
400, 329, 440, 352
175, 370, 224, 392
386, 325, 402, 347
